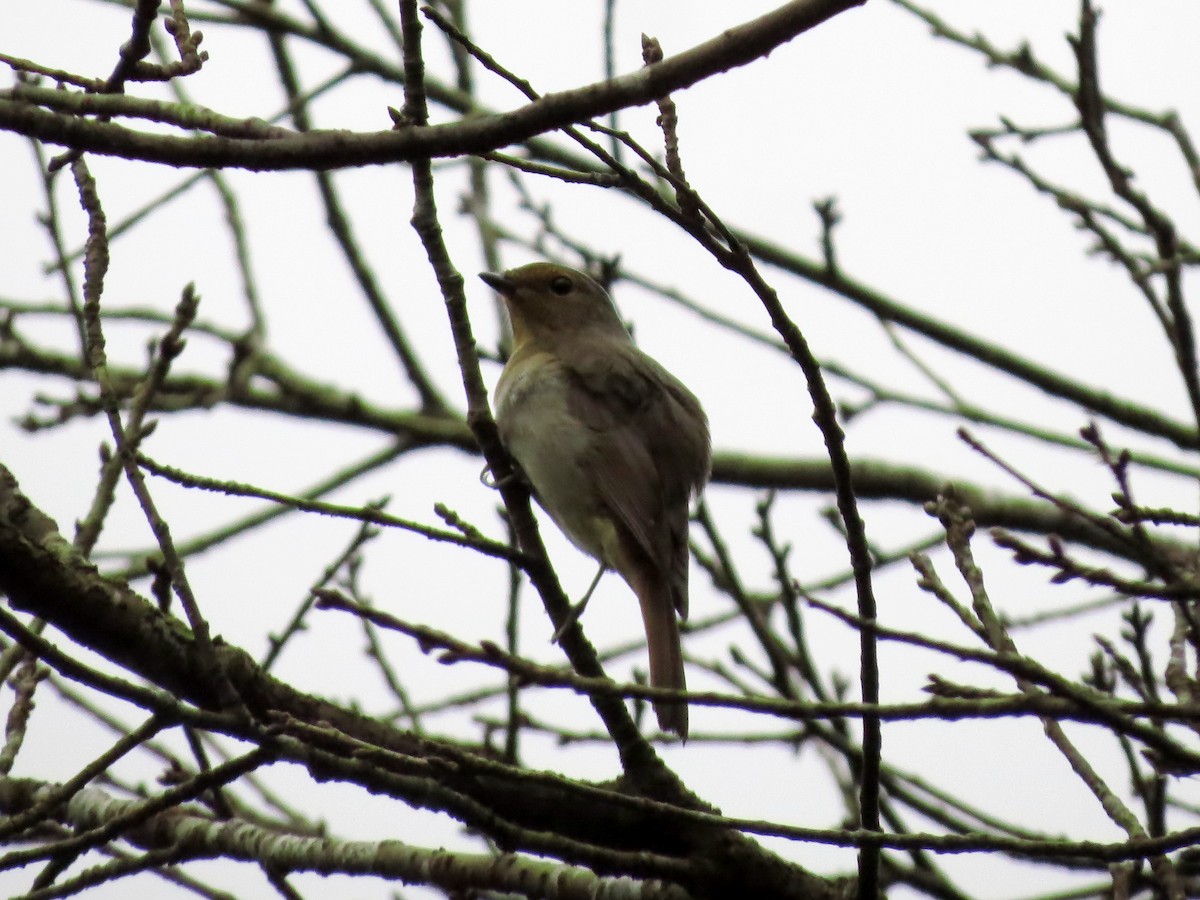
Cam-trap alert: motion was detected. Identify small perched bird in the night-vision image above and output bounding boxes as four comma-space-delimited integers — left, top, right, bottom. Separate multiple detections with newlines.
481, 263, 710, 738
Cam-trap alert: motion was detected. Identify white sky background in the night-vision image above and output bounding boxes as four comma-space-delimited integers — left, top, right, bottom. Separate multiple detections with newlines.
2, 1, 1200, 897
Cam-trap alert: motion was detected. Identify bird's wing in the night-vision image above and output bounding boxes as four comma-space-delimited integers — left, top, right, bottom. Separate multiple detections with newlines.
563, 342, 710, 617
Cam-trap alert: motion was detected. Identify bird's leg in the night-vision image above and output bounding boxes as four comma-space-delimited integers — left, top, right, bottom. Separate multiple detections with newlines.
551, 564, 606, 644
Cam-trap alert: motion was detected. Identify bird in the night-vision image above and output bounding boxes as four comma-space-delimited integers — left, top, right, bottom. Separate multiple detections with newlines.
481, 262, 710, 738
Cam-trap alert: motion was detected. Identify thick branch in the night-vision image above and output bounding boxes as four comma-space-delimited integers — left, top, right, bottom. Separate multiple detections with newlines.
0, 0, 864, 170
0, 462, 839, 900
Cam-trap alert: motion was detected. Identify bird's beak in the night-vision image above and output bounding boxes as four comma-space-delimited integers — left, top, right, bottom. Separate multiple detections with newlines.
479, 271, 516, 295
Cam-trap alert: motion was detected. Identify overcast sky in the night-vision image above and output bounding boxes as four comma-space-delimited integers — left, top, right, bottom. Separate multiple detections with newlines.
3, 2, 1199, 897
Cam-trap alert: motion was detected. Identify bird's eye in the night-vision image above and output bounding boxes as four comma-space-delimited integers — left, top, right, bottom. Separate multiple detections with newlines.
549, 276, 573, 296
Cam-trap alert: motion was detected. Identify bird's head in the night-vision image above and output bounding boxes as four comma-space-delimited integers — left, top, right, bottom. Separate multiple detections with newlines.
480, 263, 629, 350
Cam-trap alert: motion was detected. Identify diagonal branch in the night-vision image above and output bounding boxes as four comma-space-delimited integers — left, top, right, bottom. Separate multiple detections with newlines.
0, 0, 865, 170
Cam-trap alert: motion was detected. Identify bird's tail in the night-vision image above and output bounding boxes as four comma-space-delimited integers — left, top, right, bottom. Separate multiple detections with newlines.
635, 577, 688, 739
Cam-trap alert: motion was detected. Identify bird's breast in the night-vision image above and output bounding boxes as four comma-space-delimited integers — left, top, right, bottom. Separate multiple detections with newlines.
495, 351, 613, 562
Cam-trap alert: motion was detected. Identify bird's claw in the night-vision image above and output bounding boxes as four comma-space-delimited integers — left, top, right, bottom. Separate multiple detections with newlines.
479, 463, 530, 492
